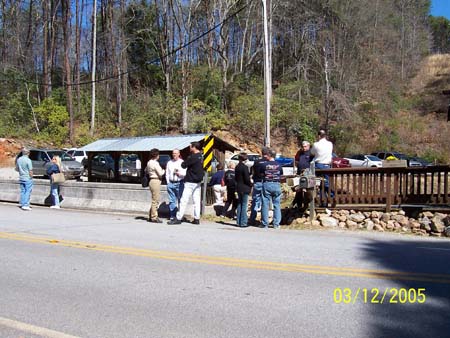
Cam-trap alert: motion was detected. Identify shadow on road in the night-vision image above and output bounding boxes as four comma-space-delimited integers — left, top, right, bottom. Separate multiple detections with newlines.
362, 238, 450, 338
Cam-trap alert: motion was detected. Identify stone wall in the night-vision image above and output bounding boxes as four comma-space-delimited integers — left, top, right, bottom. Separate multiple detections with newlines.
291, 209, 450, 238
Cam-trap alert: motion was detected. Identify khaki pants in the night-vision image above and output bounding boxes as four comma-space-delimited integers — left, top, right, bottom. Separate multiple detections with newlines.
149, 179, 161, 220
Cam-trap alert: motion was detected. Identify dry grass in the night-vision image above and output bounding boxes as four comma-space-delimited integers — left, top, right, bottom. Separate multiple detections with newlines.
410, 54, 450, 94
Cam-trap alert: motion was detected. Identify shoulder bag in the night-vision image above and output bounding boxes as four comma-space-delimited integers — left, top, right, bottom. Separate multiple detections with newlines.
52, 172, 66, 184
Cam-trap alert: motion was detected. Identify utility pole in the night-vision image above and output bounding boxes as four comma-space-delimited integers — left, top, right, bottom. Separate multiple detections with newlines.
262, 0, 271, 147
90, 0, 97, 136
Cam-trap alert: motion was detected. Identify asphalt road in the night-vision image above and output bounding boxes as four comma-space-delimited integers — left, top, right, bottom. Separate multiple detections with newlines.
1, 202, 449, 338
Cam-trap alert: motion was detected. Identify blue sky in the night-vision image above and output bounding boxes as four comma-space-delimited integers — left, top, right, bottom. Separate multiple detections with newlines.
431, 0, 450, 19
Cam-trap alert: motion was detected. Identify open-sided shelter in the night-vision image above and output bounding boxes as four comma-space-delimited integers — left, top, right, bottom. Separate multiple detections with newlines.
80, 133, 237, 183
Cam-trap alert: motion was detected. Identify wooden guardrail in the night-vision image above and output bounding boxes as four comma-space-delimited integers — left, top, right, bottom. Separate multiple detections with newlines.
315, 165, 450, 211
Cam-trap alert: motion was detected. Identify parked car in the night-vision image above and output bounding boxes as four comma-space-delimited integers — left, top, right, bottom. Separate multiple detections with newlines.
407, 156, 433, 167
91, 154, 116, 179
227, 153, 261, 170
66, 148, 88, 164
345, 154, 382, 168
16, 149, 84, 179
332, 153, 351, 168
371, 151, 422, 167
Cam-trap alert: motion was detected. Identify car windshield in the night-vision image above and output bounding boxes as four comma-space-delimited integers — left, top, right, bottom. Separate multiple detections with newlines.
366, 155, 380, 161
47, 151, 74, 161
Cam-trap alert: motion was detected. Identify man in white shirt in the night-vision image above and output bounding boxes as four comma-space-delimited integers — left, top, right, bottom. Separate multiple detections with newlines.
310, 130, 333, 167
310, 130, 334, 207
165, 149, 186, 220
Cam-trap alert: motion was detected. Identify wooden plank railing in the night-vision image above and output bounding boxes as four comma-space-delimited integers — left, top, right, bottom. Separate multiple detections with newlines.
315, 165, 450, 211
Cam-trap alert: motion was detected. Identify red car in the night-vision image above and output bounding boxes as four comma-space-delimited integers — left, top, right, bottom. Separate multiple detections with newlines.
332, 153, 351, 168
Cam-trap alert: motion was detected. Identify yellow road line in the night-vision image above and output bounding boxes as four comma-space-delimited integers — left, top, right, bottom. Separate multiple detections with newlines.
0, 316, 80, 338
1, 232, 450, 284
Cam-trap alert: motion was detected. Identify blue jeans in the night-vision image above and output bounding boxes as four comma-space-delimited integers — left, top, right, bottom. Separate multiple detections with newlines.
249, 181, 263, 223
261, 182, 282, 228
315, 163, 332, 204
50, 182, 60, 206
167, 181, 184, 219
236, 193, 249, 227
19, 179, 33, 207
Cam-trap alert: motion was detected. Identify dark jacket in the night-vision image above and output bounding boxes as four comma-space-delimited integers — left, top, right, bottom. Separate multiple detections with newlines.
252, 158, 268, 182
235, 163, 252, 194
297, 150, 312, 174
181, 152, 204, 183
46, 164, 60, 178
223, 169, 236, 190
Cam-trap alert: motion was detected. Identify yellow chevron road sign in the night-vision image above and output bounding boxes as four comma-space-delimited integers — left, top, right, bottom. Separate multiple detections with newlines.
203, 134, 214, 172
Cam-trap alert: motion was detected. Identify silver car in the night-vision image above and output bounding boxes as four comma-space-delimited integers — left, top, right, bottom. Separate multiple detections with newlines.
18, 149, 84, 179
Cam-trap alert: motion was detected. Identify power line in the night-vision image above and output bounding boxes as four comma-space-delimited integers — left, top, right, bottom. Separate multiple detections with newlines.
1, 0, 252, 88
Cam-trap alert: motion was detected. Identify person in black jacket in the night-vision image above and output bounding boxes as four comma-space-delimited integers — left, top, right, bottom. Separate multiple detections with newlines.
168, 142, 204, 225
221, 161, 237, 219
293, 141, 312, 212
235, 153, 252, 227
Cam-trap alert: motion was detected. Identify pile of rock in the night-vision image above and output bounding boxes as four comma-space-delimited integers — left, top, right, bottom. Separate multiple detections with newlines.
293, 210, 450, 238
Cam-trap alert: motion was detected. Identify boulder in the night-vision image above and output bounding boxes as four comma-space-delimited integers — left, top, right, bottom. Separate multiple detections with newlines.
338, 222, 346, 228
364, 219, 375, 231
374, 224, 385, 232
346, 220, 358, 230
430, 216, 445, 233
381, 213, 390, 222
410, 221, 421, 229
320, 216, 339, 227
347, 213, 366, 223
422, 211, 434, 218
373, 218, 380, 225
398, 209, 406, 216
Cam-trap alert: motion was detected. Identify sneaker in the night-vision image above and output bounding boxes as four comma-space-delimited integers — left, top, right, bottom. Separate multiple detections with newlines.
50, 205, 61, 209
273, 225, 280, 229
149, 218, 163, 223
167, 218, 182, 225
21, 206, 31, 211
192, 219, 200, 225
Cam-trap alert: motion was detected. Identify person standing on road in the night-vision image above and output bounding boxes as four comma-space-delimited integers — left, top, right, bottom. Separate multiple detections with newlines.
16, 148, 33, 211
260, 149, 283, 229
235, 153, 252, 227
165, 149, 186, 221
146, 148, 165, 223
221, 161, 237, 219
46, 155, 62, 209
168, 142, 204, 225
310, 130, 333, 206
248, 147, 270, 225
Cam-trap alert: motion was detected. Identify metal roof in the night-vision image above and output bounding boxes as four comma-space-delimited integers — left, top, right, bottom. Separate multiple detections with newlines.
79, 134, 214, 152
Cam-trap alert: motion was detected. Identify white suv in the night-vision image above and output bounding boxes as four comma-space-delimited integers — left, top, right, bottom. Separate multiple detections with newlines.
67, 148, 87, 164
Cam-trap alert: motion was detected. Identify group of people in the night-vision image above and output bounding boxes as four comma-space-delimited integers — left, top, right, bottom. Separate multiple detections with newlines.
144, 142, 204, 225
208, 147, 283, 228
16, 148, 63, 211
16, 129, 334, 226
